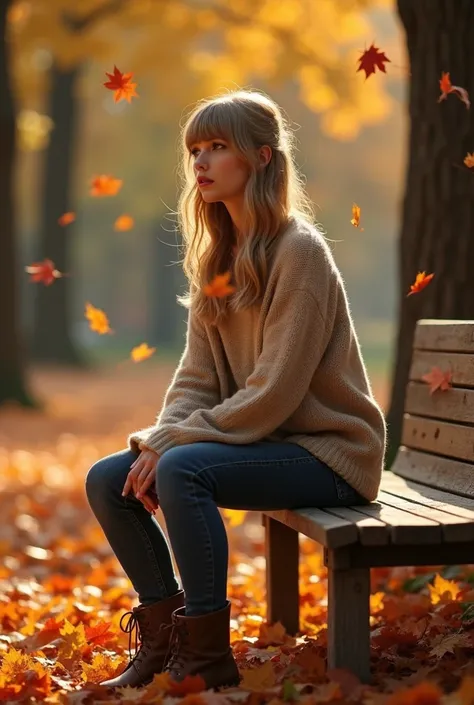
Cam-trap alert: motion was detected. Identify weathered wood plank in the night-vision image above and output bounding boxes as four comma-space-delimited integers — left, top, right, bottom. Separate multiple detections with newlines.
401, 415, 474, 463
262, 508, 358, 548
409, 350, 474, 388
263, 515, 299, 635
322, 507, 389, 546
391, 447, 474, 497
377, 491, 474, 542
340, 541, 474, 569
414, 320, 474, 352
381, 472, 474, 520
327, 562, 370, 683
350, 501, 442, 544
405, 382, 474, 424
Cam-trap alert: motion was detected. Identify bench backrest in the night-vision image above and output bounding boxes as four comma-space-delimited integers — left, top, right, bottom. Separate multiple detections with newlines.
391, 319, 474, 498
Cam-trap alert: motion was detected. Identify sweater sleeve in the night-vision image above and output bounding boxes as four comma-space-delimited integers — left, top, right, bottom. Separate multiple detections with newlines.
127, 307, 220, 454
139, 283, 334, 455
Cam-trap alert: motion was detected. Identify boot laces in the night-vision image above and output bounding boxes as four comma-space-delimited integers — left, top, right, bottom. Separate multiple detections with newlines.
120, 609, 170, 667
163, 622, 189, 672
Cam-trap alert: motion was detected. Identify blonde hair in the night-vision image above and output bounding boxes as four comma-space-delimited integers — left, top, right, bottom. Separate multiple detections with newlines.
176, 88, 317, 326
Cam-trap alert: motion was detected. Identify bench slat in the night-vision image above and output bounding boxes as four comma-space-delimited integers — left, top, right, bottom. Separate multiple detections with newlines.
414, 320, 474, 352
321, 507, 389, 545
401, 415, 474, 463
262, 508, 357, 548
392, 447, 474, 497
381, 472, 474, 520
405, 382, 474, 424
377, 491, 474, 542
410, 350, 474, 387
349, 502, 442, 544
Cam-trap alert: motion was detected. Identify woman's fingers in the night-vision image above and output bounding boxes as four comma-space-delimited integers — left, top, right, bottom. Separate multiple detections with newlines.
136, 466, 156, 498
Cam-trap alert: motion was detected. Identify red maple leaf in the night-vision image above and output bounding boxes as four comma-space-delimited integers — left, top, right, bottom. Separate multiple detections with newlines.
421, 366, 453, 395
407, 271, 434, 296
104, 65, 138, 103
25, 258, 63, 285
357, 43, 390, 79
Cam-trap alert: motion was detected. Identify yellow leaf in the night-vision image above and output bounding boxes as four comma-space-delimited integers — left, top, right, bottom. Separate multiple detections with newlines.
85, 302, 113, 335
239, 660, 276, 691
428, 574, 460, 604
130, 343, 156, 363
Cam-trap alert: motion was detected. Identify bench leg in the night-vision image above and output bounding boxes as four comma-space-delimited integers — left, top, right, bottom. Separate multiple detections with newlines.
263, 515, 299, 635
327, 561, 371, 683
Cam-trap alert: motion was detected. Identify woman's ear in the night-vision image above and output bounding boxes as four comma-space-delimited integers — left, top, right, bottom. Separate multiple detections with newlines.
258, 145, 272, 168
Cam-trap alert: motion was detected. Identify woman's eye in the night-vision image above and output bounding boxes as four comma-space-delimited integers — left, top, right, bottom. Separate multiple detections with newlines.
191, 142, 225, 156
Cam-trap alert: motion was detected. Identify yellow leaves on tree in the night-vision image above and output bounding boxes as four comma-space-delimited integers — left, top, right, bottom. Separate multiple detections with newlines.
130, 343, 156, 363
203, 272, 236, 298
407, 271, 434, 296
25, 258, 63, 285
114, 214, 135, 231
356, 43, 390, 79
85, 303, 112, 335
421, 367, 453, 395
104, 66, 139, 103
90, 175, 123, 197
438, 72, 470, 110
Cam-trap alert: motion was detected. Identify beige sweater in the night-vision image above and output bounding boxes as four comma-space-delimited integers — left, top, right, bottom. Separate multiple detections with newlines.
128, 215, 386, 501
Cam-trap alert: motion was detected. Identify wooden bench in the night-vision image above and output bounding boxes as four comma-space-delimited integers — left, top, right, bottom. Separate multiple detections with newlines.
262, 319, 474, 683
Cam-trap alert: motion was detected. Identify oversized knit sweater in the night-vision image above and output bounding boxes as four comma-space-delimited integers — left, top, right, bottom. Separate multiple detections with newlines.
128, 215, 387, 501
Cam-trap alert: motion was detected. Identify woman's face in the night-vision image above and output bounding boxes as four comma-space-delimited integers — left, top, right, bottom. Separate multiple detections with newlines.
190, 138, 250, 205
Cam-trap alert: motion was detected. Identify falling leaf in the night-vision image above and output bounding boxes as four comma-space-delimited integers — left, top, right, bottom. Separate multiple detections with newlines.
407, 271, 434, 296
464, 153, 474, 168
130, 343, 156, 363
114, 214, 135, 231
421, 367, 453, 395
438, 72, 470, 109
25, 258, 63, 285
203, 272, 236, 298
90, 174, 123, 197
428, 574, 460, 603
357, 42, 390, 79
85, 302, 113, 335
104, 65, 138, 103
57, 212, 75, 226
350, 203, 364, 230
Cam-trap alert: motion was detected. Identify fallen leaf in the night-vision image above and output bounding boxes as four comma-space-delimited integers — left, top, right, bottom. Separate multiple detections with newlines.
386, 681, 443, 705
407, 271, 434, 296
357, 42, 390, 79
104, 65, 138, 103
239, 660, 276, 691
114, 214, 134, 231
130, 343, 156, 363
438, 72, 470, 109
421, 367, 453, 395
58, 212, 75, 226
85, 302, 113, 335
90, 174, 123, 197
429, 632, 471, 659
25, 258, 63, 285
203, 272, 236, 298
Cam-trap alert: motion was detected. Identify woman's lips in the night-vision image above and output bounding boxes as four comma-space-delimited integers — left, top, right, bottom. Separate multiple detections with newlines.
198, 179, 214, 187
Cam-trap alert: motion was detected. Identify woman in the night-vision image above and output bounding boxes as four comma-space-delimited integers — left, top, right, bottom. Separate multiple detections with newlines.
85, 89, 386, 691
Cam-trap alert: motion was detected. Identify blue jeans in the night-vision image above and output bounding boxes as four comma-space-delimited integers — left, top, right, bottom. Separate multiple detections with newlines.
85, 441, 367, 616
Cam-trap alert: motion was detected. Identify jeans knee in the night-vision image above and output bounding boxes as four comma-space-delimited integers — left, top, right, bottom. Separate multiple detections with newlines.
85, 458, 113, 505
156, 446, 194, 504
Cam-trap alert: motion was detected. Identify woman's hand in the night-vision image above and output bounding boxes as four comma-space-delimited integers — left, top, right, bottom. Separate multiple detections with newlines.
122, 449, 160, 511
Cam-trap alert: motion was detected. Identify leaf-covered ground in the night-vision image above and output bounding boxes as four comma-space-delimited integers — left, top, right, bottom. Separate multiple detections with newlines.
1, 365, 474, 704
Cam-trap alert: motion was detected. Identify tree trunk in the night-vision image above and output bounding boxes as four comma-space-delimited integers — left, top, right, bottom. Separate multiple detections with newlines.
0, 1, 35, 406
386, 0, 474, 466
30, 63, 88, 365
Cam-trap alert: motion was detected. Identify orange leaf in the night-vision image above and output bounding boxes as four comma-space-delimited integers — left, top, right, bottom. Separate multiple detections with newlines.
114, 214, 135, 231
239, 660, 276, 691
25, 258, 63, 285
357, 43, 390, 79
438, 71, 470, 109
203, 272, 236, 298
428, 574, 460, 603
350, 203, 364, 230
85, 302, 113, 335
421, 366, 452, 395
104, 65, 138, 103
386, 681, 443, 705
130, 343, 156, 363
90, 174, 123, 197
407, 271, 434, 296
464, 152, 474, 168
168, 674, 207, 696
58, 211, 75, 226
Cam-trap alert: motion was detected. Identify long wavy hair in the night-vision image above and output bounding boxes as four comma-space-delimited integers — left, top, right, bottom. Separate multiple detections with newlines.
176, 88, 318, 326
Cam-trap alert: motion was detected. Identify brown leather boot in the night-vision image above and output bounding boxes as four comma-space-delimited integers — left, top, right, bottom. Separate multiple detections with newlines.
163, 600, 241, 690
101, 590, 185, 688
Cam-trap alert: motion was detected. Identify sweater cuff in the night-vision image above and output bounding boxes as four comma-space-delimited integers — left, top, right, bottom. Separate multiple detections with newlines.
127, 425, 176, 457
